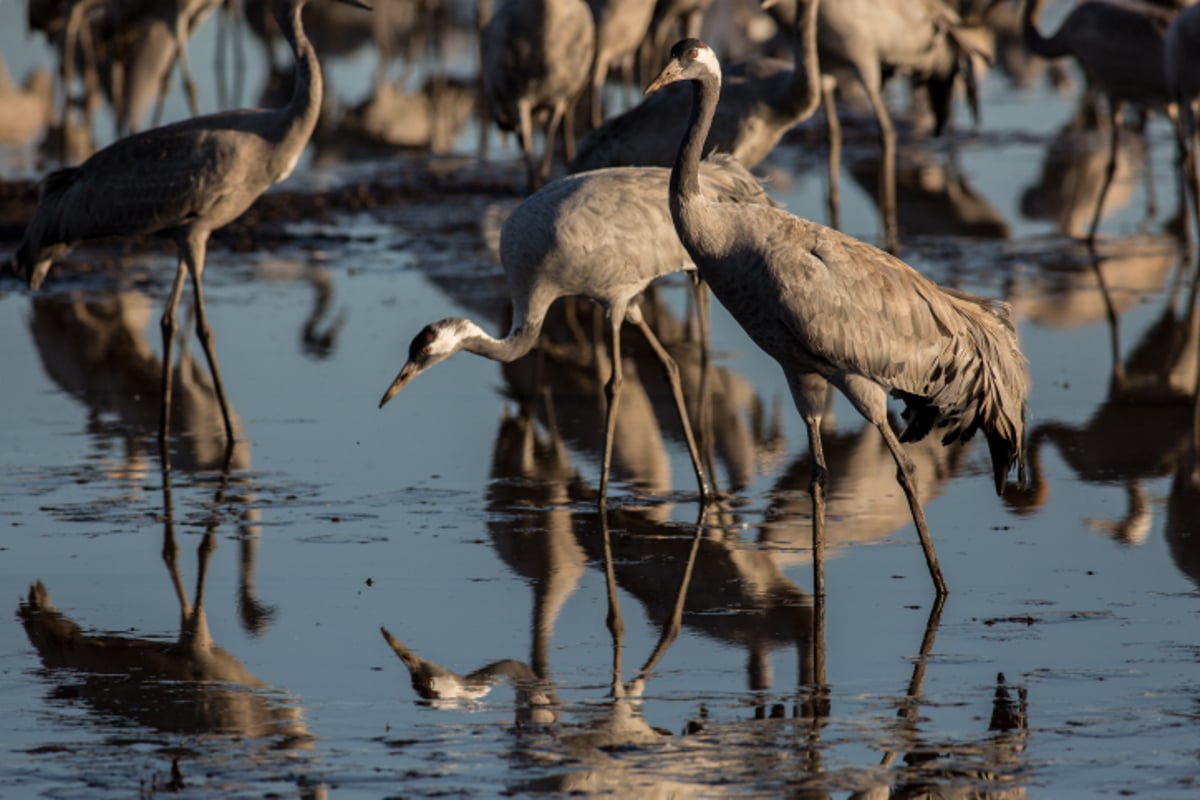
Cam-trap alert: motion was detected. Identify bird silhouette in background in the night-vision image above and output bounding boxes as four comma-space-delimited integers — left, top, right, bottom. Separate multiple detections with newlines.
479, 0, 595, 190
10, 0, 371, 446
1018, 0, 1179, 246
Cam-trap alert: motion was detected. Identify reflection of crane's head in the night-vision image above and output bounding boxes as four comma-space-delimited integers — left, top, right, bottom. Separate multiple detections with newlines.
1001, 427, 1048, 515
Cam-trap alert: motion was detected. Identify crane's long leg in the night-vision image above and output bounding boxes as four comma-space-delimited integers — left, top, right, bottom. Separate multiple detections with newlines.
589, 54, 609, 129
875, 418, 946, 596
599, 308, 626, 508
788, 374, 831, 598
174, 14, 203, 118
516, 97, 538, 190
805, 416, 828, 600
183, 233, 236, 443
861, 78, 899, 252
564, 95, 580, 163
540, 103, 567, 185
626, 304, 713, 503
152, 61, 176, 128
1088, 101, 1125, 247
160, 260, 191, 441
822, 78, 841, 232
693, 277, 721, 496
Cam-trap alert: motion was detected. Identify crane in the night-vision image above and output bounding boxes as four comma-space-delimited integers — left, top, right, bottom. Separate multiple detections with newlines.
570, 0, 819, 174
646, 38, 1029, 596
11, 0, 371, 445
378, 155, 775, 506
1020, 0, 1178, 246
479, 0, 595, 190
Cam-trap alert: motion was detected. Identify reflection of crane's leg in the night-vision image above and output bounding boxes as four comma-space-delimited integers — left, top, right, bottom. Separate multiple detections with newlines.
1138, 110, 1157, 222
875, 418, 946, 596
160, 260, 190, 441
1088, 102, 1124, 247
184, 233, 235, 443
194, 531, 216, 610
160, 467, 189, 617
599, 306, 627, 507
627, 304, 712, 502
1088, 250, 1125, 389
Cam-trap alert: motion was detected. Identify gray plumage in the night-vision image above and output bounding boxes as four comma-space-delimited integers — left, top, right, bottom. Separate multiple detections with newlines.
379, 154, 775, 505
814, 0, 990, 252
570, 0, 820, 173
13, 0, 368, 444
647, 39, 1029, 596
1021, 0, 1175, 245
585, 0, 657, 127
480, 0, 595, 190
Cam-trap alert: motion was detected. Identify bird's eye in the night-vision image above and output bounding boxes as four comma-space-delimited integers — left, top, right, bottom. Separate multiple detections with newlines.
688, 49, 698, 59
421, 346, 431, 355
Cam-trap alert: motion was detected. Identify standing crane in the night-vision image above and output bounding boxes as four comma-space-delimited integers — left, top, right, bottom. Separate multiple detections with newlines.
480, 0, 595, 190
585, 0, 657, 128
814, 0, 990, 252
378, 155, 776, 507
646, 39, 1029, 596
570, 0, 820, 173
10, 0, 371, 445
1019, 0, 1178, 246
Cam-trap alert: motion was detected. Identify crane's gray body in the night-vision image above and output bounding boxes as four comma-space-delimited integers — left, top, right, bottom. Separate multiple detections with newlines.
500, 155, 771, 329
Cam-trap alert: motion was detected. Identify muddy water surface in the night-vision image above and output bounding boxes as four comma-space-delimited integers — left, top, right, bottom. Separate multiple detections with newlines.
2, 3, 1200, 798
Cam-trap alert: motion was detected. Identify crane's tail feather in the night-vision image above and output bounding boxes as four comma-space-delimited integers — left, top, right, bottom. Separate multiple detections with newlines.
897, 290, 1028, 496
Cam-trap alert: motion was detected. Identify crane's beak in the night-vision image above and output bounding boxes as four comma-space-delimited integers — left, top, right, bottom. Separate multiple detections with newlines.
644, 61, 684, 96
759, 0, 781, 9
336, 0, 373, 10
379, 362, 419, 408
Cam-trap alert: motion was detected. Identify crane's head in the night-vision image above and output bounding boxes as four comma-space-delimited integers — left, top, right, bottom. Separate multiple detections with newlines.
644, 39, 722, 97
378, 318, 474, 408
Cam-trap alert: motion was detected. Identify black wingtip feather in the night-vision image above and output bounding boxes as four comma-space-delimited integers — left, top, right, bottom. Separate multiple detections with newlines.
986, 428, 1015, 496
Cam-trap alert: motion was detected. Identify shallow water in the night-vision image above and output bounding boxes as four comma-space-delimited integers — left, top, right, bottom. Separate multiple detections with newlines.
3, 3, 1200, 798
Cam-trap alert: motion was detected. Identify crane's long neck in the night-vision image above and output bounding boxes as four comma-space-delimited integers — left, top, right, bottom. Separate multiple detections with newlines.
461, 317, 544, 363
787, 0, 821, 120
1021, 0, 1071, 59
670, 70, 721, 212
273, 0, 323, 178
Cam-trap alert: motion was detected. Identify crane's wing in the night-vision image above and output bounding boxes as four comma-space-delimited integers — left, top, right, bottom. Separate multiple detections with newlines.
44, 114, 261, 245
748, 211, 967, 389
